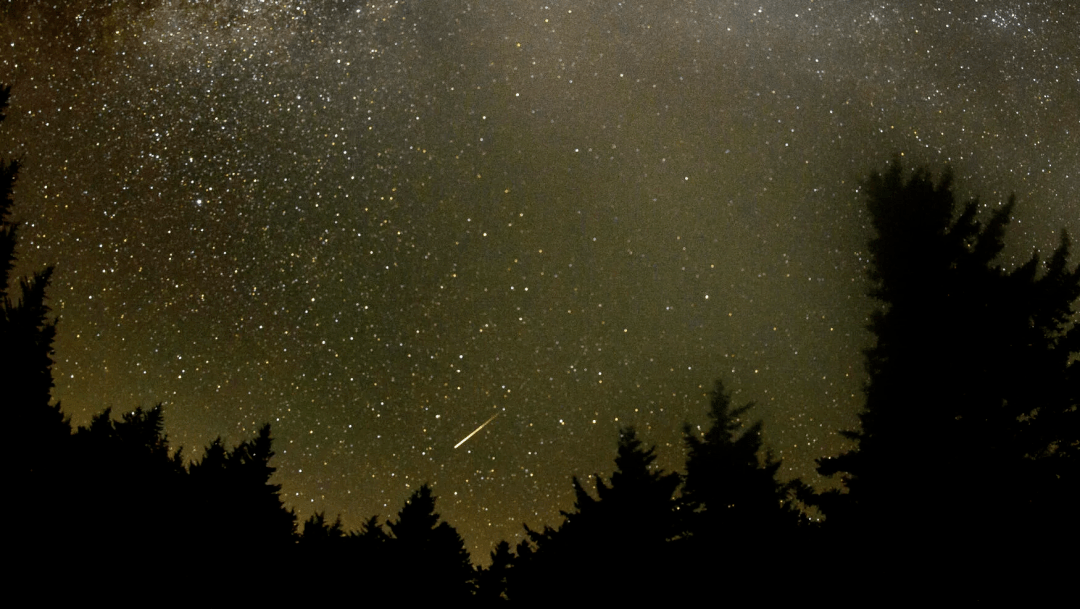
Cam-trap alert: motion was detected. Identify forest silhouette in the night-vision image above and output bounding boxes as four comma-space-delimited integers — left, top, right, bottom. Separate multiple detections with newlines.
4, 84, 1076, 598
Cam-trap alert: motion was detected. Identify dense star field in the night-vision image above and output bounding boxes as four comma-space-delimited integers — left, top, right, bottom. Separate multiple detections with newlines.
2, 1, 1077, 558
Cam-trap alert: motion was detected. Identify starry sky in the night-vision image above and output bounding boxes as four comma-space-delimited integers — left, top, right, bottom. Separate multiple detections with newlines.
2, 0, 1077, 559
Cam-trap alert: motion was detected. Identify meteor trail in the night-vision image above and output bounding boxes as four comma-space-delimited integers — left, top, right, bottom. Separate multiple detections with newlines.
454, 413, 499, 449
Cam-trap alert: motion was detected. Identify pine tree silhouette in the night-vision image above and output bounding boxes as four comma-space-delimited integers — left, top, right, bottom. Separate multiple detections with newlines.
350, 514, 390, 548
2, 84, 72, 553
386, 484, 475, 600
68, 405, 187, 547
817, 160, 1079, 548
476, 540, 514, 604
179, 425, 297, 551
3, 84, 304, 566
218, 425, 297, 545
2, 86, 69, 448
599, 427, 683, 548
300, 511, 346, 544
681, 380, 806, 546
511, 427, 681, 602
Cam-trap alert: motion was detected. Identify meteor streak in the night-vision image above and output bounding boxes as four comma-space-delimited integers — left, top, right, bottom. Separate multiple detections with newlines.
454, 413, 499, 449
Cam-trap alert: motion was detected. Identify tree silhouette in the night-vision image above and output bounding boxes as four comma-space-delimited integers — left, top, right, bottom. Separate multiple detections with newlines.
300, 511, 347, 544
3, 85, 302, 561
385, 484, 475, 600
511, 427, 681, 602
817, 160, 1079, 546
186, 424, 297, 547
2, 85, 69, 447
681, 380, 807, 549
2, 84, 73, 552
598, 427, 683, 549
67, 405, 188, 547
350, 513, 391, 549
476, 540, 514, 604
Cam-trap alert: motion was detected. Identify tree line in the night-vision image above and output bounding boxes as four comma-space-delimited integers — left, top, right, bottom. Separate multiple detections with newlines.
4, 84, 1076, 598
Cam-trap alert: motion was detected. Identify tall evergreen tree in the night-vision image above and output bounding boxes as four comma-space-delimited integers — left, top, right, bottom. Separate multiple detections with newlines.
68, 405, 188, 546
817, 160, 1079, 544
476, 540, 514, 604
3, 84, 305, 559
299, 511, 347, 545
596, 427, 683, 547
1, 85, 69, 443
510, 427, 681, 602
386, 484, 475, 600
1, 84, 72, 553
349, 514, 391, 549
186, 424, 297, 546
681, 380, 806, 548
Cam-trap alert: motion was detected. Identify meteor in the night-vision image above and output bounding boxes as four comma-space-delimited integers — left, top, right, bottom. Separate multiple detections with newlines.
454, 413, 499, 449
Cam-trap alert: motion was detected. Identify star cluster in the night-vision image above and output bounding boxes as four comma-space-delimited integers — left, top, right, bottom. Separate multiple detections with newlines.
2, 0, 1076, 558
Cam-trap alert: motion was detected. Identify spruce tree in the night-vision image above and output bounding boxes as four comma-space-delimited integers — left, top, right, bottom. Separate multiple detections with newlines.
681, 380, 805, 548
299, 512, 347, 544
183, 426, 296, 547
2, 84, 306, 558
511, 427, 681, 602
226, 424, 297, 544
386, 484, 475, 600
596, 427, 683, 547
1, 84, 72, 552
2, 85, 69, 446
817, 160, 1079, 545
476, 540, 514, 604
69, 405, 187, 546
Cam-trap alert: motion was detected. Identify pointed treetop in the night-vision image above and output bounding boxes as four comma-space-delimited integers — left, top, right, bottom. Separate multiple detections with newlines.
388, 483, 441, 541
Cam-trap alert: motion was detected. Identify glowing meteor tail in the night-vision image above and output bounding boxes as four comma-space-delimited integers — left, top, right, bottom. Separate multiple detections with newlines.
454, 413, 499, 449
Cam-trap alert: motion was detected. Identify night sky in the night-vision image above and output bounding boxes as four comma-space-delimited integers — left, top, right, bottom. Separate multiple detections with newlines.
3, 0, 1077, 559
